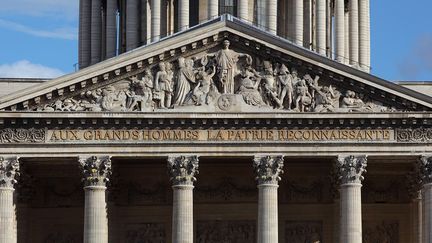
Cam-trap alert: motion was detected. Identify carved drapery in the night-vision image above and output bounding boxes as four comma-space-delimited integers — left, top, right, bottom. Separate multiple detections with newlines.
336, 155, 367, 184
78, 156, 112, 187
0, 156, 20, 189
253, 155, 284, 185
167, 155, 199, 186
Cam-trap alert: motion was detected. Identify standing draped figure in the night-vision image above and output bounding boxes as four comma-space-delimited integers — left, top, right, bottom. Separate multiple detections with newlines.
174, 57, 196, 106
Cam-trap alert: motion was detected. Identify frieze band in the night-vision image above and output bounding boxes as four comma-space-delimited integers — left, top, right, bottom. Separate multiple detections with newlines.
2, 127, 432, 143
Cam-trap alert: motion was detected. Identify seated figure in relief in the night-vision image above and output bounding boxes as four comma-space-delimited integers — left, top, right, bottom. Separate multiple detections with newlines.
341, 90, 366, 111
312, 84, 341, 112
237, 63, 265, 106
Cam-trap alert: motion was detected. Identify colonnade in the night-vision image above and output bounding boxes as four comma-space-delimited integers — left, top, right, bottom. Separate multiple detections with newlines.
2, 154, 429, 242
78, 0, 371, 72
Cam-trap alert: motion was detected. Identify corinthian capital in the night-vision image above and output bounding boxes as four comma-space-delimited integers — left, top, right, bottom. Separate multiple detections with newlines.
0, 156, 20, 189
168, 155, 199, 186
253, 155, 284, 185
336, 155, 367, 184
79, 155, 112, 187
418, 155, 432, 185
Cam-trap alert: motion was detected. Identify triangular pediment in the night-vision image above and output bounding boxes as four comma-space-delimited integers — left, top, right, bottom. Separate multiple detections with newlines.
1, 17, 431, 113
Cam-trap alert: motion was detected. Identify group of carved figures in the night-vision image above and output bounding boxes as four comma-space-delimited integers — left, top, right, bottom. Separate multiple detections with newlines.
43, 40, 389, 113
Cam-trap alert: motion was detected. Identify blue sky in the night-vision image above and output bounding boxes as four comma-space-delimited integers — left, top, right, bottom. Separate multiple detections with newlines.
0, 0, 431, 81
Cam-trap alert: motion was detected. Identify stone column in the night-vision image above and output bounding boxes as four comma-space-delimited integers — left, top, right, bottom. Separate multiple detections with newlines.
419, 156, 432, 242
168, 155, 199, 243
334, 0, 345, 62
151, 0, 161, 42
344, 9, 350, 64
359, 0, 369, 71
0, 156, 20, 243
106, 0, 117, 58
254, 155, 284, 243
238, 0, 248, 21
267, 0, 277, 34
126, 0, 139, 51
178, 0, 190, 32
79, 156, 112, 243
316, 0, 326, 55
208, 0, 219, 19
336, 155, 367, 243
349, 0, 359, 66
303, 0, 312, 48
293, 0, 303, 45
79, 0, 92, 68
91, 0, 102, 65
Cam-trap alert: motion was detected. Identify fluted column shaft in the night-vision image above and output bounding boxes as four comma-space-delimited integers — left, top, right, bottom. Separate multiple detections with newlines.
91, 0, 102, 65
349, 0, 359, 66
168, 155, 199, 243
267, 0, 277, 34
337, 155, 367, 243
344, 10, 350, 64
151, 0, 161, 42
238, 0, 248, 21
126, 0, 139, 51
178, 0, 189, 31
79, 156, 112, 243
359, 0, 369, 71
254, 155, 284, 243
293, 0, 303, 45
208, 0, 219, 19
106, 0, 117, 58
334, 0, 345, 62
316, 0, 326, 55
0, 156, 19, 243
0, 189, 14, 243
303, 0, 312, 48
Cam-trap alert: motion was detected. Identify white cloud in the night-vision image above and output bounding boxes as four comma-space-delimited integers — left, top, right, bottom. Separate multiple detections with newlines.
0, 0, 78, 20
0, 19, 77, 40
0, 60, 65, 79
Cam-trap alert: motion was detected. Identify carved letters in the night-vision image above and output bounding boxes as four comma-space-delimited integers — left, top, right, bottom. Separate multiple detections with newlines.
37, 40, 395, 113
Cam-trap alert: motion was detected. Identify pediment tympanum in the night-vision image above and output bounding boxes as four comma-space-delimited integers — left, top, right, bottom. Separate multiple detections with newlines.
1, 19, 430, 113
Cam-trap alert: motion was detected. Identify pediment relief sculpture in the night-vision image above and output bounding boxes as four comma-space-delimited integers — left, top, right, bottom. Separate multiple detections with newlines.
37, 40, 397, 113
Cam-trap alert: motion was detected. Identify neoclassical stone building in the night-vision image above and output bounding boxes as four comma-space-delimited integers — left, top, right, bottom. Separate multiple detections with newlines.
1, 1, 432, 243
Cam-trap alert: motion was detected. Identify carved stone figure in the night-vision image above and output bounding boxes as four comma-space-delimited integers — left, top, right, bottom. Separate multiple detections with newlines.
341, 90, 367, 111
285, 221, 323, 243
261, 61, 283, 109
363, 221, 399, 243
313, 84, 340, 112
197, 221, 255, 243
277, 64, 294, 110
191, 66, 217, 105
237, 64, 265, 106
154, 62, 174, 109
294, 79, 312, 112
174, 57, 196, 106
130, 69, 154, 111
125, 223, 166, 243
208, 40, 251, 94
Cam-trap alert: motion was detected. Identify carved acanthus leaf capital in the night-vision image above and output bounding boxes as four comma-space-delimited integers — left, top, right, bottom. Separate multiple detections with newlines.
78, 155, 112, 187
168, 155, 199, 185
0, 156, 20, 189
418, 155, 432, 185
253, 155, 284, 185
336, 155, 367, 184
